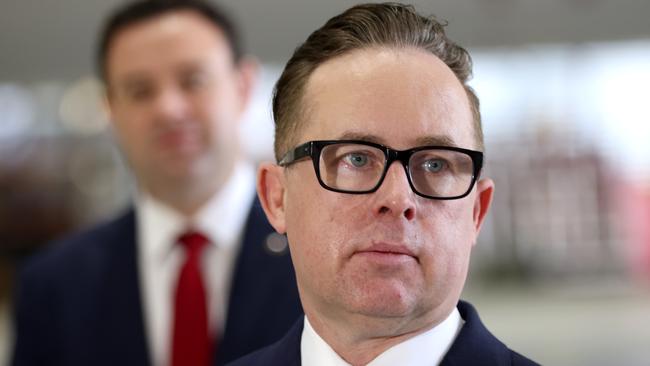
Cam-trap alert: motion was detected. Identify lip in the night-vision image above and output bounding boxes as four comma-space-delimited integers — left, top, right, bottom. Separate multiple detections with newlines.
157, 130, 200, 152
353, 242, 418, 263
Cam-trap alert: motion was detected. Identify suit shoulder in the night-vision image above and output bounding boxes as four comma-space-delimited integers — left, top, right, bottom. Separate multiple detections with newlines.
442, 301, 539, 365
18, 210, 135, 282
226, 346, 274, 366
226, 340, 298, 366
510, 350, 540, 366
226, 318, 303, 366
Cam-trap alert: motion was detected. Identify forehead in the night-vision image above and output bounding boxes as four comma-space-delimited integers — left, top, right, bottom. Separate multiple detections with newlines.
106, 10, 232, 84
300, 47, 475, 150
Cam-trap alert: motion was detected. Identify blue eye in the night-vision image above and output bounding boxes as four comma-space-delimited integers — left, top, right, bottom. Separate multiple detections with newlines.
344, 153, 369, 168
423, 159, 446, 172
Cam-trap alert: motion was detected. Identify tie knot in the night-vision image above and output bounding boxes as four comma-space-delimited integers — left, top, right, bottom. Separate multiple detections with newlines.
178, 231, 209, 255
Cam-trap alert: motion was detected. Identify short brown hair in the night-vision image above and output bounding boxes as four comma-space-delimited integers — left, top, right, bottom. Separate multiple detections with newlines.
97, 0, 243, 83
272, 2, 483, 161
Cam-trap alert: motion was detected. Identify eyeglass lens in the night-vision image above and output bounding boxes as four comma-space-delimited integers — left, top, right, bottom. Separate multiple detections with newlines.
318, 143, 475, 198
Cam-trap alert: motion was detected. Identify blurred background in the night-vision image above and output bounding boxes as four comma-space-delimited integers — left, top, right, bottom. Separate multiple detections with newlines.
1, 0, 649, 365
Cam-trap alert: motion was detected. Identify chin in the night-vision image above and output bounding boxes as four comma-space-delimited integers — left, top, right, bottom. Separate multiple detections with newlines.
348, 285, 418, 319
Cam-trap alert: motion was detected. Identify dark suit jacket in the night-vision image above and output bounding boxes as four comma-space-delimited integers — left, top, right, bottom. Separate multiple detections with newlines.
11, 198, 303, 366
227, 301, 538, 366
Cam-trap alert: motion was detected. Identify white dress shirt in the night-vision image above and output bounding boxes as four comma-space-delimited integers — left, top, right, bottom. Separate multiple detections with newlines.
301, 308, 464, 366
136, 162, 255, 366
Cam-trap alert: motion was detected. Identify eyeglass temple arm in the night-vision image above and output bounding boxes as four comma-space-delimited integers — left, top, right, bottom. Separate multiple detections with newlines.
278, 142, 312, 166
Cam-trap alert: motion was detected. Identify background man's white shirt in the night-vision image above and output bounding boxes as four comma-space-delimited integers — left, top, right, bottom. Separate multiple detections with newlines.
137, 162, 255, 366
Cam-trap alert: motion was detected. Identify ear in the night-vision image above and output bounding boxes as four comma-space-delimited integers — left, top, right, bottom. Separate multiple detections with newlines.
472, 177, 494, 240
101, 89, 116, 127
235, 56, 259, 113
257, 162, 288, 234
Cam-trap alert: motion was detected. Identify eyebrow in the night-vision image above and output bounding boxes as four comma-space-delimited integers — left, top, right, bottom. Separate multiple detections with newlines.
414, 135, 458, 147
112, 73, 151, 91
337, 131, 459, 148
117, 65, 192, 88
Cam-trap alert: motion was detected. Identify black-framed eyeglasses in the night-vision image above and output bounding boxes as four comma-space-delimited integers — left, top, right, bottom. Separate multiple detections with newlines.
278, 140, 483, 200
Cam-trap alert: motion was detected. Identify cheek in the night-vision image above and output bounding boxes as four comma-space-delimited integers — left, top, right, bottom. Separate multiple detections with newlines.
286, 187, 332, 245
200, 95, 241, 143
418, 202, 476, 278
433, 199, 478, 242
111, 103, 147, 135
205, 79, 242, 117
112, 116, 142, 151
284, 183, 352, 275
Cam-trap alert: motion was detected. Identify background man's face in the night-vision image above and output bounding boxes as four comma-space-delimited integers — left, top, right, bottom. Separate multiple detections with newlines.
282, 47, 493, 330
106, 10, 247, 194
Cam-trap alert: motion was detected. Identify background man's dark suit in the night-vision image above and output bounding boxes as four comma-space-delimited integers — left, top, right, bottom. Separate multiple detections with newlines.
228, 301, 538, 366
12, 199, 302, 366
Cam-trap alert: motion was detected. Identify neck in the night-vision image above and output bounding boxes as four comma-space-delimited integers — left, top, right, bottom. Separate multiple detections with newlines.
139, 173, 226, 217
147, 186, 216, 217
139, 158, 240, 217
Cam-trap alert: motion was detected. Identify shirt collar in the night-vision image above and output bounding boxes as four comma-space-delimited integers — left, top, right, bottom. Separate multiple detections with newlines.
301, 308, 464, 366
137, 161, 256, 261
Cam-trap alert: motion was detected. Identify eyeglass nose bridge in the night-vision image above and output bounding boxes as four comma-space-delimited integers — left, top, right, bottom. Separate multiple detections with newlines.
376, 148, 417, 193
384, 148, 412, 171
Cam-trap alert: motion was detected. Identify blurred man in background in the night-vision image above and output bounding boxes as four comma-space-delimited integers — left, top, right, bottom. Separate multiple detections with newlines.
12, 1, 301, 365
231, 3, 536, 365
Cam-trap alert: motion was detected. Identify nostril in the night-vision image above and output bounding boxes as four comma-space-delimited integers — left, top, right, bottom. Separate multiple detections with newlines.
378, 205, 415, 219
403, 207, 414, 220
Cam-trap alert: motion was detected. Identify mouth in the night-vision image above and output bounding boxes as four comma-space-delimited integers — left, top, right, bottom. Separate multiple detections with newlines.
157, 129, 201, 154
353, 242, 418, 264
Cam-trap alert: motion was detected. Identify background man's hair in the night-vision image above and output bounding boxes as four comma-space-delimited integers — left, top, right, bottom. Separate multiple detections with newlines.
97, 0, 243, 82
272, 2, 483, 160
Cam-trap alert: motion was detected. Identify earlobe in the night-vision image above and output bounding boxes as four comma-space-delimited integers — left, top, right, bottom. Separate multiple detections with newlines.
257, 163, 288, 234
102, 87, 122, 130
102, 91, 114, 124
472, 178, 495, 236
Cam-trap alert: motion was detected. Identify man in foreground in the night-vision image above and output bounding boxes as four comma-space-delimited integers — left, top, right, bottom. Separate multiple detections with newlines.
12, 1, 301, 365
231, 3, 537, 365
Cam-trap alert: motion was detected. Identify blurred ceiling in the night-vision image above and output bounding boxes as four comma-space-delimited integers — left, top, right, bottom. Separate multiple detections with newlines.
1, 0, 649, 82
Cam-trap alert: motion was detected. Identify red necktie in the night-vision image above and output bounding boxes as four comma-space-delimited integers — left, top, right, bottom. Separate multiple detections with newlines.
172, 231, 213, 366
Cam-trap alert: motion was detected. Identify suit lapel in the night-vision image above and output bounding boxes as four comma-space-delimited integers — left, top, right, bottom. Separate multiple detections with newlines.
217, 199, 302, 365
92, 210, 151, 365
263, 318, 303, 366
228, 318, 304, 366
440, 301, 512, 366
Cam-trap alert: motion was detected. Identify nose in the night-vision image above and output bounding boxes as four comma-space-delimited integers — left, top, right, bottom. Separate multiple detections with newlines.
152, 86, 191, 122
373, 162, 416, 221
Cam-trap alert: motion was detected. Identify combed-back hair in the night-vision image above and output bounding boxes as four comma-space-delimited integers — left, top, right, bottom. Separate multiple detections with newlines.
272, 2, 482, 160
